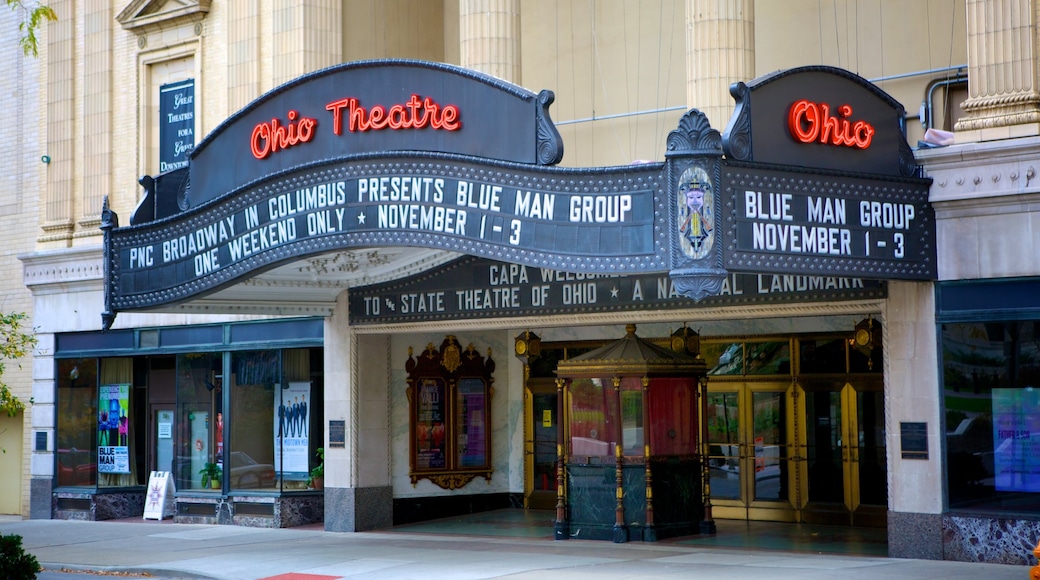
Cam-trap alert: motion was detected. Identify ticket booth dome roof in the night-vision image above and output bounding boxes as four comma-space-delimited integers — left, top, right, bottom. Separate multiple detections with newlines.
555, 324, 706, 379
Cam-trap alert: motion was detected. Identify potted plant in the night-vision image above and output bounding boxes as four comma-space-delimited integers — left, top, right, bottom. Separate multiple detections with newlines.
307, 447, 324, 489
199, 462, 222, 489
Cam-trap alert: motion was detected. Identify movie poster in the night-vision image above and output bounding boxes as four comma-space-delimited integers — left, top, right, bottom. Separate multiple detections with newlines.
415, 378, 447, 470
992, 388, 1040, 492
98, 384, 130, 474
274, 381, 311, 474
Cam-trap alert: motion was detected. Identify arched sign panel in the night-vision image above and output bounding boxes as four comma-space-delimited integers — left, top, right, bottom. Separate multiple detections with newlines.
189, 60, 565, 209
101, 62, 935, 329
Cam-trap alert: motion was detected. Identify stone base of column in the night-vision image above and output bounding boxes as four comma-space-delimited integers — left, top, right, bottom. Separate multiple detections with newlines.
323, 486, 393, 532
30, 477, 53, 519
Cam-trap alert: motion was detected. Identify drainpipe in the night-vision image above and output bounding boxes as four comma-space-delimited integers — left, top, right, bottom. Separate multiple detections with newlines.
921, 74, 969, 130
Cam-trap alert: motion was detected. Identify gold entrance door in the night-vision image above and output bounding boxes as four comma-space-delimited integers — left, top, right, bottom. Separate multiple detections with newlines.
797, 379, 886, 526
524, 378, 558, 510
706, 382, 798, 522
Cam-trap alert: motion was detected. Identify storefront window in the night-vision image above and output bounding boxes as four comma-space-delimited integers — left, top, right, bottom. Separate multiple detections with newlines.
56, 358, 98, 487
176, 353, 222, 491
943, 321, 1040, 512
230, 348, 320, 491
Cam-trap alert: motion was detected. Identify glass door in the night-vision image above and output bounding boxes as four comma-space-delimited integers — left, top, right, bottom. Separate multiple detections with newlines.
706, 382, 797, 522
524, 378, 559, 510
797, 379, 886, 525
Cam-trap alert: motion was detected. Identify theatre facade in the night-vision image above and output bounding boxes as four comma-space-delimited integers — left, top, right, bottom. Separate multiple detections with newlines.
21, 58, 1040, 564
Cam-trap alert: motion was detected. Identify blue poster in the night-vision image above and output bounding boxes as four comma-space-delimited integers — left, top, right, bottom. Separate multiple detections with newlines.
991, 388, 1040, 492
98, 384, 130, 474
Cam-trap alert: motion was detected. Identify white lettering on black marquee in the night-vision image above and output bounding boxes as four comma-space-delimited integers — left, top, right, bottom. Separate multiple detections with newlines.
349, 259, 880, 323
738, 188, 918, 261
120, 172, 652, 287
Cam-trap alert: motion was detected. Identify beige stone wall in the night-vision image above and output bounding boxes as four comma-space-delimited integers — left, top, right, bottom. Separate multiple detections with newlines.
343, 0, 447, 62
0, 0, 44, 518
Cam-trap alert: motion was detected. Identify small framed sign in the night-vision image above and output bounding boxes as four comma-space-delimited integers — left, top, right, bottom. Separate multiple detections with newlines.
329, 420, 345, 448
900, 422, 928, 460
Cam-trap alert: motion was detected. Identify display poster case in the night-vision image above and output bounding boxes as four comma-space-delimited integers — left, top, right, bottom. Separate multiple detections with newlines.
406, 335, 495, 490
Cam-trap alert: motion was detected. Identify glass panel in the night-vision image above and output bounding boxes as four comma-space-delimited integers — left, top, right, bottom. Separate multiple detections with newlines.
229, 319, 323, 344
231, 350, 281, 491
943, 321, 1040, 512
160, 325, 223, 347
620, 377, 643, 456
806, 390, 844, 503
56, 358, 98, 487
752, 392, 787, 502
532, 392, 557, 491
746, 341, 791, 375
647, 378, 696, 456
56, 330, 134, 353
799, 338, 848, 374
704, 342, 743, 375
706, 391, 740, 500
175, 353, 222, 491
857, 390, 887, 505
569, 378, 617, 459
457, 378, 488, 467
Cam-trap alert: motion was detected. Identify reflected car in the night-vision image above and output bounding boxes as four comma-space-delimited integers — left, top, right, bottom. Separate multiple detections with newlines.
229, 451, 276, 488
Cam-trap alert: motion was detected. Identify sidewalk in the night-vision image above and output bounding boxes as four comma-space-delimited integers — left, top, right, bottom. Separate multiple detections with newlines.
0, 517, 1029, 580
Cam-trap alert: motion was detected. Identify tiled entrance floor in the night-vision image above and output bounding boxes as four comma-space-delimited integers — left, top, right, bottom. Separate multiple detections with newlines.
387, 509, 888, 556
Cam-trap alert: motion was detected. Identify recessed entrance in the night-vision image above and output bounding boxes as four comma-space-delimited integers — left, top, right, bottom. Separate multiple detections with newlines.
703, 335, 886, 527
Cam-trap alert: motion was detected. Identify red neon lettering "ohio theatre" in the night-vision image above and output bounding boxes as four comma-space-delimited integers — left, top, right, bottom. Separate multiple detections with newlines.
325, 94, 460, 135
787, 100, 875, 150
250, 94, 461, 160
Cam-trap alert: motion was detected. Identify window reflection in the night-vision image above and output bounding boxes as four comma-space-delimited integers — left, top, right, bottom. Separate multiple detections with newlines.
943, 321, 1040, 512
56, 358, 98, 487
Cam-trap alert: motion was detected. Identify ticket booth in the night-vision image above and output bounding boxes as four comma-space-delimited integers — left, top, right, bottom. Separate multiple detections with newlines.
554, 324, 709, 542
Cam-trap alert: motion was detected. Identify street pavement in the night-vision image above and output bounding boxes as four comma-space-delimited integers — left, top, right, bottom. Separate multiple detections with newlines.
0, 517, 1031, 580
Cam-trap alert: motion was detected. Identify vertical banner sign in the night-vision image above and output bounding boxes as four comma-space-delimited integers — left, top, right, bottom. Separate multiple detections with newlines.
159, 79, 195, 173
274, 381, 311, 475
98, 384, 130, 474
992, 388, 1040, 492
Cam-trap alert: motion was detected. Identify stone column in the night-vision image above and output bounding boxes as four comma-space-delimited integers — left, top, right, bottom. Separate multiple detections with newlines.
955, 0, 1040, 140
323, 290, 393, 532
459, 0, 520, 83
686, 0, 755, 130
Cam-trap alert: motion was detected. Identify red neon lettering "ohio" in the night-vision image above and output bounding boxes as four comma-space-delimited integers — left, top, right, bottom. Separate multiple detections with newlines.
250, 110, 318, 160
787, 100, 875, 150
324, 94, 460, 135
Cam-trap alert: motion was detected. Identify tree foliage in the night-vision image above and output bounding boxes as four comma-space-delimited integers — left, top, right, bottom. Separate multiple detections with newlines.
0, 312, 37, 417
6, 0, 55, 57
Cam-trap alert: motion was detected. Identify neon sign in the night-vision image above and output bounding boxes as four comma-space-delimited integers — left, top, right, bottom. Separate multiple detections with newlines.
787, 100, 875, 150
250, 110, 318, 160
325, 94, 460, 134
250, 94, 461, 160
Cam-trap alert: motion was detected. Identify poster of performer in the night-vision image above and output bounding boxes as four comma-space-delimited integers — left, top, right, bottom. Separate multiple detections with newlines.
677, 165, 715, 260
98, 384, 130, 474
274, 381, 311, 474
